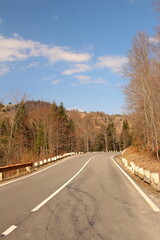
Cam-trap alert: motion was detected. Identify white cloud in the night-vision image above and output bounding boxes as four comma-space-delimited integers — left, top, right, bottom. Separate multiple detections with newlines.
0, 19, 2, 24
62, 63, 91, 75
24, 62, 37, 69
12, 33, 23, 39
96, 55, 128, 73
0, 35, 38, 62
42, 74, 60, 84
18, 62, 38, 71
0, 34, 92, 74
75, 75, 107, 84
42, 76, 53, 81
52, 80, 60, 85
75, 75, 91, 81
0, 64, 10, 75
62, 55, 127, 78
46, 47, 91, 63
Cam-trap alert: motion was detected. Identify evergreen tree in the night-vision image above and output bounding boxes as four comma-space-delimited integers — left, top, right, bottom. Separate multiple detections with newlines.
93, 133, 105, 151
120, 120, 132, 150
34, 122, 48, 155
66, 119, 77, 152
106, 121, 118, 151
0, 117, 10, 166
56, 102, 69, 154
13, 102, 27, 132
48, 101, 59, 155
11, 102, 31, 162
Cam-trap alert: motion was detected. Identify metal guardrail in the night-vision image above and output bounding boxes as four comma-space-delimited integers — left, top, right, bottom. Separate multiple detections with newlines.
0, 162, 33, 172
0, 152, 79, 181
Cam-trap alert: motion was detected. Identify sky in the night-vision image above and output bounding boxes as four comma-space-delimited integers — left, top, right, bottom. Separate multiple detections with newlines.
0, 0, 158, 114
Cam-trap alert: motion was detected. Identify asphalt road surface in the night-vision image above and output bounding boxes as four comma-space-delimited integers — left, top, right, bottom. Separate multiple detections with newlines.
0, 152, 160, 240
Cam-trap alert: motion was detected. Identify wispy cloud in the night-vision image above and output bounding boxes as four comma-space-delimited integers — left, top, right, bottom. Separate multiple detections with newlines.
42, 75, 56, 81
42, 74, 60, 85
21, 62, 38, 70
62, 63, 91, 75
0, 34, 92, 75
75, 75, 91, 81
0, 64, 10, 75
46, 47, 91, 63
0, 34, 128, 86
52, 80, 60, 85
96, 55, 128, 73
52, 14, 60, 21
75, 75, 107, 85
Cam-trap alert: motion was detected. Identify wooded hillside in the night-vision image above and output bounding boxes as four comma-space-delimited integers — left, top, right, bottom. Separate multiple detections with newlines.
0, 100, 131, 166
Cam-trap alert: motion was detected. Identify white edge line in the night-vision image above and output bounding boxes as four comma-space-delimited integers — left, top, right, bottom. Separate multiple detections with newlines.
111, 155, 160, 212
0, 155, 78, 188
2, 225, 17, 236
31, 155, 97, 212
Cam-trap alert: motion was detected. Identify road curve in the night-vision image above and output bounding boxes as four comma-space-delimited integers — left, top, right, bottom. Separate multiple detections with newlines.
0, 152, 160, 240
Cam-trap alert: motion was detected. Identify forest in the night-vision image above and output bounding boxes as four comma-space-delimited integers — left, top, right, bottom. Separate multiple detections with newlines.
123, 1, 160, 160
0, 100, 131, 166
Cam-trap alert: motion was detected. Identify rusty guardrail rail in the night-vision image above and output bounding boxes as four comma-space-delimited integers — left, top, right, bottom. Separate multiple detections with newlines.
0, 162, 33, 181
0, 162, 33, 172
0, 152, 81, 182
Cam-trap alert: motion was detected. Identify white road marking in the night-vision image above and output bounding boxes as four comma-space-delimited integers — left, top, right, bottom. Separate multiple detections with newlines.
2, 225, 17, 236
0, 155, 78, 188
111, 156, 160, 212
31, 155, 97, 212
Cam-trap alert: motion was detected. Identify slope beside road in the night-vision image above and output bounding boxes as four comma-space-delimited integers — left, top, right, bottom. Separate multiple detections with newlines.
0, 152, 160, 240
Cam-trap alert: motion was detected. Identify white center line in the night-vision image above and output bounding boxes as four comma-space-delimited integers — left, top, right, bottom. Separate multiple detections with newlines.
2, 225, 17, 236
111, 155, 160, 212
31, 155, 97, 212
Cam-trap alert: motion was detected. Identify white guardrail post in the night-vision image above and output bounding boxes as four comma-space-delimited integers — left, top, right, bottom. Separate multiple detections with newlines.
119, 155, 160, 192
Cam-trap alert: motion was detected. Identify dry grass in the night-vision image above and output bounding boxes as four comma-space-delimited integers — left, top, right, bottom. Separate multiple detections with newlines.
122, 146, 160, 174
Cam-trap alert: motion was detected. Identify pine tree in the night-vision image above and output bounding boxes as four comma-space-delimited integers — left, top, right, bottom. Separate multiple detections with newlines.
66, 119, 77, 152
93, 133, 105, 151
120, 120, 132, 150
34, 123, 48, 156
0, 117, 10, 166
57, 102, 70, 154
106, 121, 118, 151
11, 102, 31, 162
48, 101, 59, 155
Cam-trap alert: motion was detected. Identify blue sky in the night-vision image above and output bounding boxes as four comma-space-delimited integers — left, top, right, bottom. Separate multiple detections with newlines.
0, 0, 158, 114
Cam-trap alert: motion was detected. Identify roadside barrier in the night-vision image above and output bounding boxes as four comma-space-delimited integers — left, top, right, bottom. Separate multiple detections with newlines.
119, 156, 160, 192
0, 162, 32, 181
0, 152, 79, 182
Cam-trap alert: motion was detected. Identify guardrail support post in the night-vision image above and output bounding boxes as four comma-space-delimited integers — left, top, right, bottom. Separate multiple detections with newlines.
17, 169, 20, 177
26, 166, 31, 172
0, 172, 2, 181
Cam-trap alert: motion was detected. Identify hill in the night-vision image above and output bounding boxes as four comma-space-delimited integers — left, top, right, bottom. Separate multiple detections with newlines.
0, 100, 131, 166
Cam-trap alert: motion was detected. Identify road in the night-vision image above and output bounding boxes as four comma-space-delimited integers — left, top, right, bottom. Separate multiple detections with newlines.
0, 152, 160, 240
